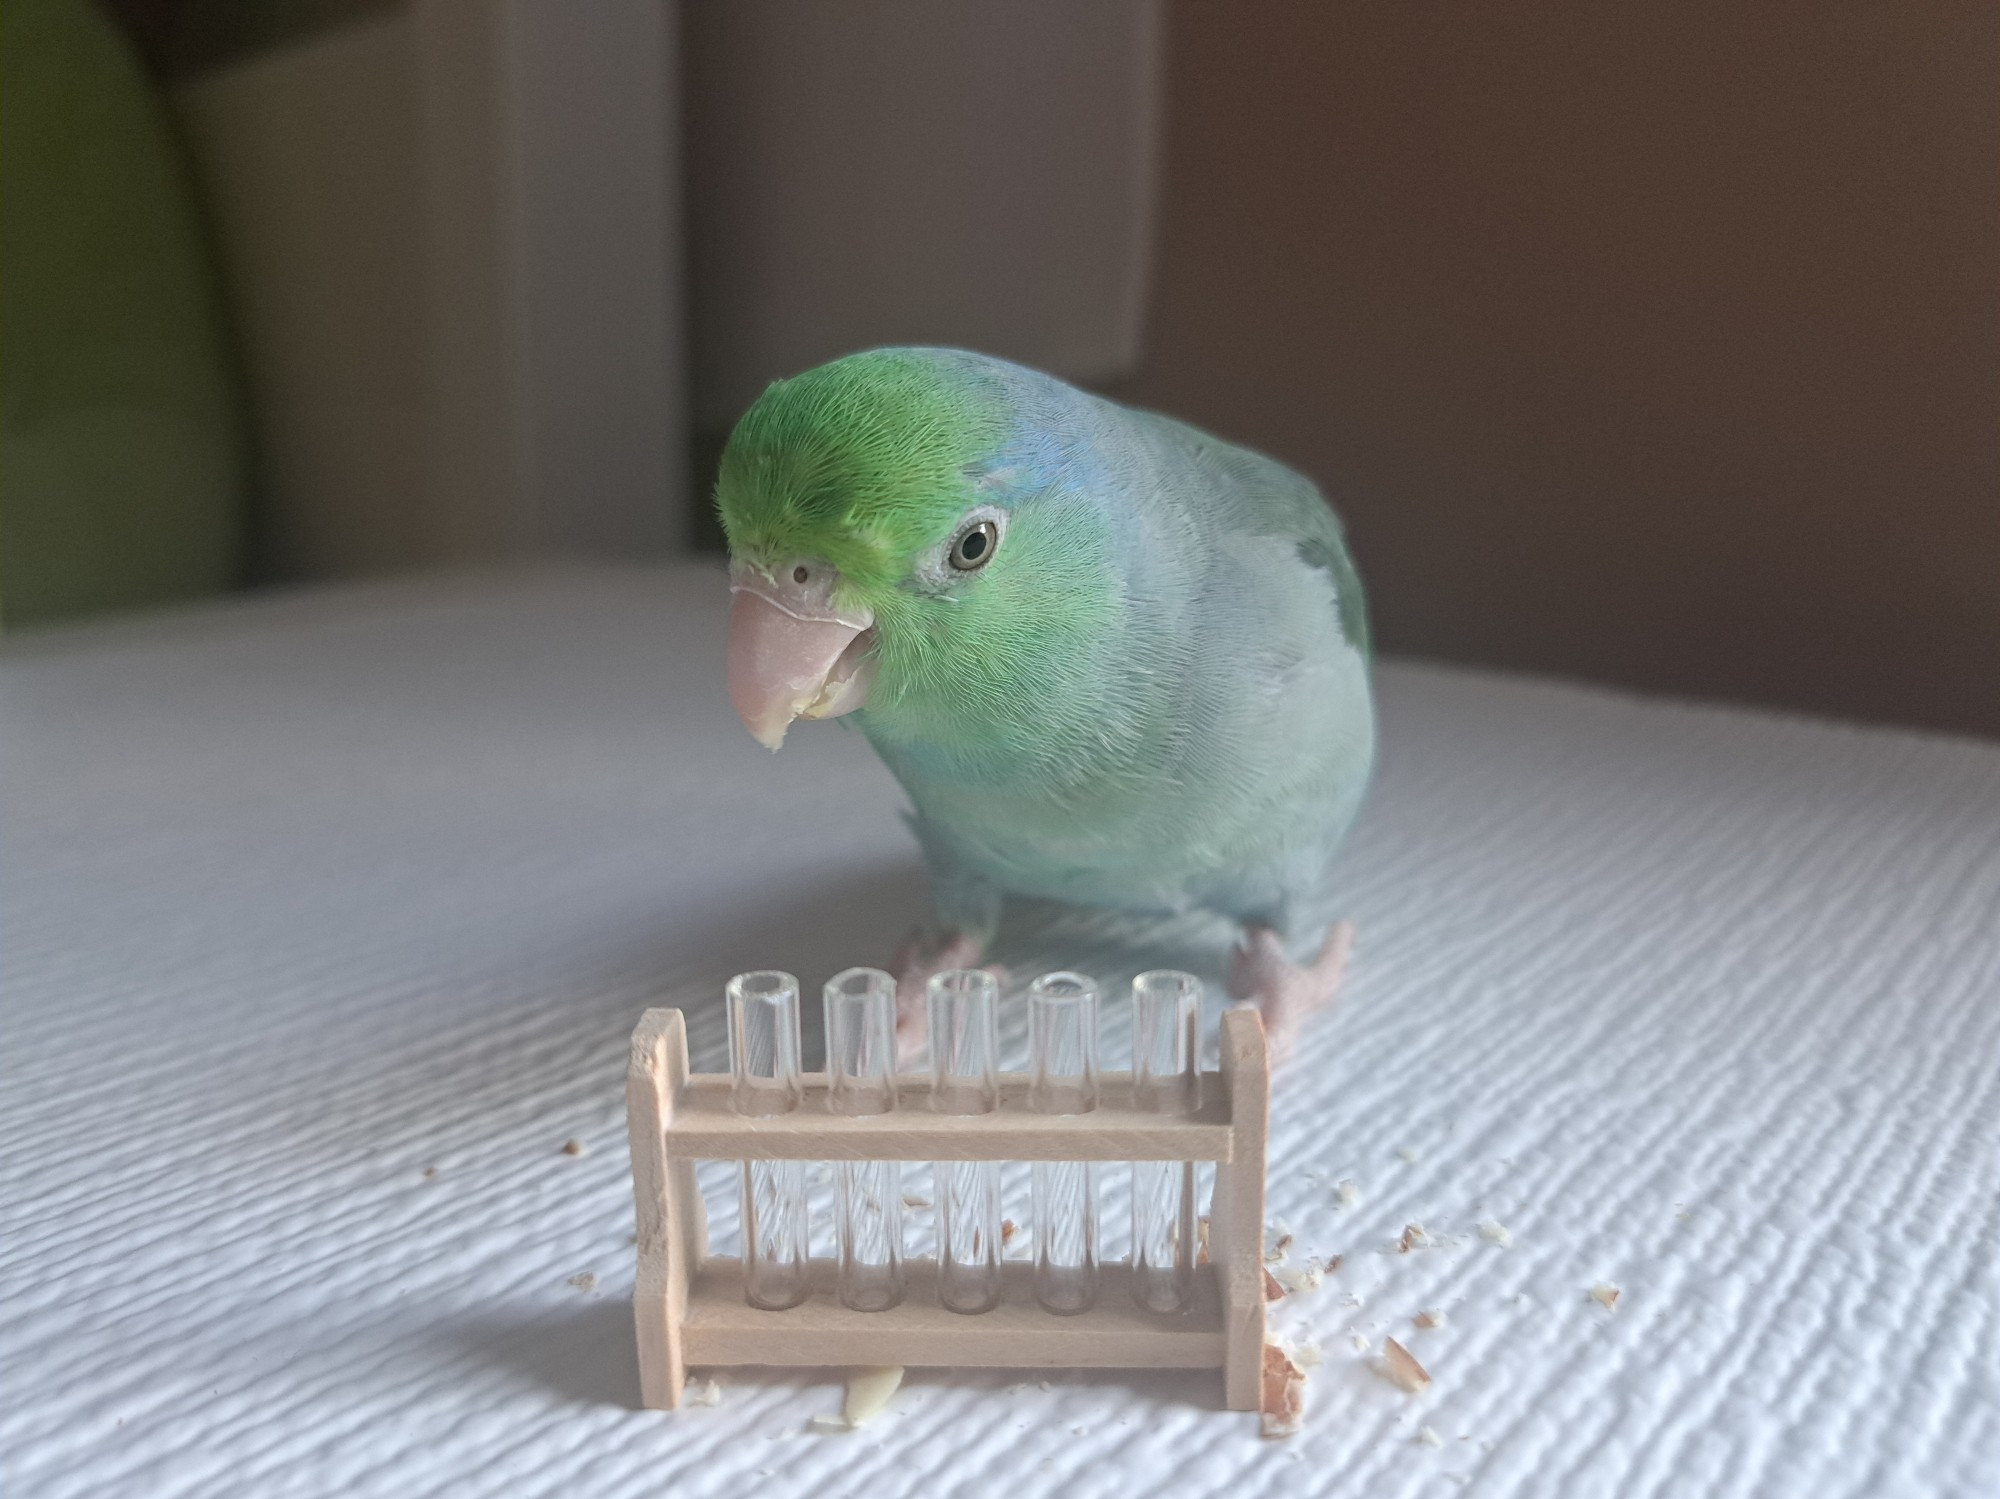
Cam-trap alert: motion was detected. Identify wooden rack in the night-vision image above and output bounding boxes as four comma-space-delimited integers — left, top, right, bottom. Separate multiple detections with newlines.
626, 1006, 1270, 1410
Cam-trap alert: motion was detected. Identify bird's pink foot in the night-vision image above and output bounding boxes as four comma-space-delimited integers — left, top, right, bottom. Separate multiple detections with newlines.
891, 931, 1006, 1065
1226, 921, 1353, 1063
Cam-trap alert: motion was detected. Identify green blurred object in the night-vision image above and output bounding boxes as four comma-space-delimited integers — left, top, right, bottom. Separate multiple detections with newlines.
2, 0, 246, 625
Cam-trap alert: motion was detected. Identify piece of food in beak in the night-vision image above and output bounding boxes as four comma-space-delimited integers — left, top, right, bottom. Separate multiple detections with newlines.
727, 568, 877, 750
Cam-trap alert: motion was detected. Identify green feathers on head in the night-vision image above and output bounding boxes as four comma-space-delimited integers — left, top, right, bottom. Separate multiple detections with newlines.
715, 348, 1007, 600
713, 347, 1120, 767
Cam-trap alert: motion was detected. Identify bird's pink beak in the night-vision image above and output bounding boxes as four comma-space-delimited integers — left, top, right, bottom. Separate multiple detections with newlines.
726, 561, 878, 750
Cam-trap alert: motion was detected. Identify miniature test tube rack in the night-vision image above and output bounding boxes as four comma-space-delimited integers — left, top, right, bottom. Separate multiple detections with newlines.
625, 1000, 1271, 1410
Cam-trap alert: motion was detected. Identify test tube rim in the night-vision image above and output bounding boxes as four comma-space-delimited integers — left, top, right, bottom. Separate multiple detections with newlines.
823, 966, 899, 1118
727, 969, 803, 1117
927, 968, 1000, 1116
1028, 970, 1100, 1117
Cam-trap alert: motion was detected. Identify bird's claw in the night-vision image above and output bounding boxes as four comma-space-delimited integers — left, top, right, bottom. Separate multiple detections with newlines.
1227, 920, 1353, 1065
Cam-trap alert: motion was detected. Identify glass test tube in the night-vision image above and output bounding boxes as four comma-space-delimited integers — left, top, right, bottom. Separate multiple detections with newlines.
1029, 972, 1101, 1315
1130, 969, 1201, 1313
929, 969, 1002, 1314
824, 967, 905, 1311
728, 970, 810, 1310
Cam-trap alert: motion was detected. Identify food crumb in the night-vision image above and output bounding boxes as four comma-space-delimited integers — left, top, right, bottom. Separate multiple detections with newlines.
1378, 1337, 1431, 1395
421, 1166, 437, 1180
1275, 1263, 1324, 1294
1417, 1425, 1444, 1448
1039, 1379, 1053, 1391
1000, 1218, 1018, 1244
902, 1193, 932, 1210
1264, 1267, 1288, 1301
1589, 1282, 1621, 1311
1351, 1332, 1371, 1354
1293, 1339, 1325, 1370
1414, 1309, 1447, 1330
1260, 1344, 1307, 1438
1478, 1219, 1513, 1248
1197, 1216, 1212, 1264
567, 1272, 597, 1291
1398, 1223, 1432, 1253
806, 1415, 850, 1434
1397, 1147, 1423, 1164
688, 1379, 722, 1408
1336, 1178, 1362, 1209
561, 1139, 586, 1157
843, 1366, 903, 1427
1265, 1220, 1294, 1262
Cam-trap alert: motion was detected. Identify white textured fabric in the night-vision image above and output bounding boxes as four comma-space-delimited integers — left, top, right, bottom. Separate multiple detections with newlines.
4, 564, 1996, 1499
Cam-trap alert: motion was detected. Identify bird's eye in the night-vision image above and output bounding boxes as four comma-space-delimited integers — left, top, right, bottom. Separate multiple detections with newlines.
948, 520, 999, 572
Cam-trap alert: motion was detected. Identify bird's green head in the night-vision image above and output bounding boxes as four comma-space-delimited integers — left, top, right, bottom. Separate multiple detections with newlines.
716, 347, 1111, 752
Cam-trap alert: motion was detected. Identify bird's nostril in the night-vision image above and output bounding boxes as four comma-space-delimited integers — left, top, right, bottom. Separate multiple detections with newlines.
793, 565, 809, 585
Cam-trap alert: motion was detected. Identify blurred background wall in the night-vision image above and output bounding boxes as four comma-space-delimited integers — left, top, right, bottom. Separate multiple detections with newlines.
1111, 1, 2000, 741
4, 0, 1994, 739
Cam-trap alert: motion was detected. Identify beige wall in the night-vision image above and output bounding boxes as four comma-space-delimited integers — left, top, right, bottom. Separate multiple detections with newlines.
1116, 2, 1998, 737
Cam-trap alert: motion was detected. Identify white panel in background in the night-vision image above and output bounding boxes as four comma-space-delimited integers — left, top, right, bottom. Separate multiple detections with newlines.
176, 1, 687, 577
685, 0, 1164, 428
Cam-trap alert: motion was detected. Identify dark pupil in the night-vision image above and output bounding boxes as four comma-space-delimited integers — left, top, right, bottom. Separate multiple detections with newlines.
959, 529, 987, 561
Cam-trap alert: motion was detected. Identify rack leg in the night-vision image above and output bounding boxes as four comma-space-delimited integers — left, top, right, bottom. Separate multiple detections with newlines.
629, 1008, 695, 1409
1216, 1009, 1271, 1411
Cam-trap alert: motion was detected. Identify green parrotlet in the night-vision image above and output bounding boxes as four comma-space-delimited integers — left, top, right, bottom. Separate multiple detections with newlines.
719, 347, 1374, 1059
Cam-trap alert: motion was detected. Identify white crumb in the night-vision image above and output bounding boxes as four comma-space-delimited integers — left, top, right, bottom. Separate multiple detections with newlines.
1478, 1219, 1513, 1248
806, 1415, 850, 1434
566, 1272, 596, 1291
1589, 1282, 1622, 1310
1398, 1223, 1432, 1253
1293, 1339, 1325, 1370
1417, 1425, 1444, 1448
1397, 1147, 1423, 1164
1265, 1221, 1295, 1263
1336, 1178, 1362, 1208
1351, 1332, 1371, 1353
843, 1366, 903, 1427
1271, 1263, 1322, 1295
688, 1379, 721, 1407
1039, 1379, 1052, 1391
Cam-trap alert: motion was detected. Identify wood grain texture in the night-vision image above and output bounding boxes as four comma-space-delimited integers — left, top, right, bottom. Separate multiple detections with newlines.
1214, 1008, 1270, 1412
663, 1073, 1235, 1161
625, 1008, 687, 1409
682, 1259, 1226, 1369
